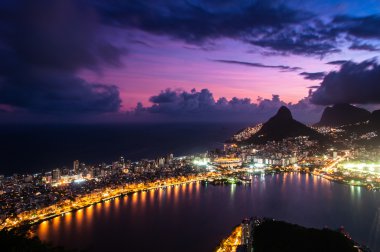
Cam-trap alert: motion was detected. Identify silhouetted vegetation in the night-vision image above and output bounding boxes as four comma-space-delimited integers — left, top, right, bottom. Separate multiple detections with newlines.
253, 220, 357, 252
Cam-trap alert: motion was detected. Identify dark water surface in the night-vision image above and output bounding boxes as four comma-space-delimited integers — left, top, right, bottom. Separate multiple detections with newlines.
36, 173, 380, 252
0, 123, 248, 175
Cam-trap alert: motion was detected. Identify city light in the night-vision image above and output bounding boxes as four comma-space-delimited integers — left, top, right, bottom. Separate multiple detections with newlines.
254, 163, 265, 168
74, 178, 86, 183
193, 159, 209, 166
342, 163, 380, 175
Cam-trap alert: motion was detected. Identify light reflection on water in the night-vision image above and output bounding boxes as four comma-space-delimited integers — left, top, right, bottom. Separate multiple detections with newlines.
86, 205, 94, 227
36, 174, 380, 252
38, 221, 48, 240
230, 184, 236, 199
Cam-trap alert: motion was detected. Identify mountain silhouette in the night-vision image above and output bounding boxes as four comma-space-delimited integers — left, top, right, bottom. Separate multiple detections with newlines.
370, 109, 380, 128
315, 104, 370, 127
246, 106, 322, 143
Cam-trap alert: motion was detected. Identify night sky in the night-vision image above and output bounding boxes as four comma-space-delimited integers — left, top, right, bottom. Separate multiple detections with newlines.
0, 0, 380, 123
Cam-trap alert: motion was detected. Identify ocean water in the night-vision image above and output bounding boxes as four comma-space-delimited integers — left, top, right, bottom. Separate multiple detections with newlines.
0, 122, 250, 176
36, 173, 380, 252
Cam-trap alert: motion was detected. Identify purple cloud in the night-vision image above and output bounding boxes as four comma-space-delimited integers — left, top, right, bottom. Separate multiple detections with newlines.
130, 88, 323, 124
0, 0, 124, 114
299, 72, 326, 80
311, 58, 380, 105
213, 60, 302, 72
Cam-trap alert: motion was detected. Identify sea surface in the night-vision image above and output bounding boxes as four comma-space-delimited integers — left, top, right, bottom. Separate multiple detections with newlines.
4, 123, 380, 251
0, 123, 249, 176
35, 174, 380, 252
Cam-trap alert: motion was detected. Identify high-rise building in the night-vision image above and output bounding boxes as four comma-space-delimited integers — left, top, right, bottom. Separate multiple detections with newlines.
87, 167, 94, 179
73, 160, 79, 173
241, 218, 253, 252
43, 172, 52, 184
158, 157, 165, 167
61, 168, 70, 176
241, 219, 250, 245
52, 169, 61, 181
120, 156, 125, 168
165, 153, 174, 164
93, 167, 101, 177
80, 162, 86, 170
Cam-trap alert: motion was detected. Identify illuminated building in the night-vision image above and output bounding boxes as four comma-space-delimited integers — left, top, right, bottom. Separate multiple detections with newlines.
52, 169, 61, 182
61, 168, 70, 176
73, 160, 79, 174
118, 156, 125, 169
241, 218, 253, 252
341, 162, 380, 175
231, 123, 263, 142
157, 157, 165, 167
193, 158, 210, 166
166, 153, 174, 164
214, 157, 242, 168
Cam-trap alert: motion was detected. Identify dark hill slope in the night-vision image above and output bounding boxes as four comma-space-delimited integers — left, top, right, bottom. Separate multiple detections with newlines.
246, 106, 323, 144
315, 104, 370, 127
370, 109, 380, 128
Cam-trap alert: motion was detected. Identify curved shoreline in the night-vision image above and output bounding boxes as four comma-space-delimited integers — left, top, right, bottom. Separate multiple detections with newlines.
2, 169, 378, 232
1, 176, 211, 231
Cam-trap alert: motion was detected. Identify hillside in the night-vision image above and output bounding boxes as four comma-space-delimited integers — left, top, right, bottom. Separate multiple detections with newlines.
246, 106, 323, 144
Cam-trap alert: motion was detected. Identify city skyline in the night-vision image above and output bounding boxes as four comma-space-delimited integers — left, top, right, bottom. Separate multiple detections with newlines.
2, 103, 380, 251
1, 0, 380, 123
1, 2, 380, 251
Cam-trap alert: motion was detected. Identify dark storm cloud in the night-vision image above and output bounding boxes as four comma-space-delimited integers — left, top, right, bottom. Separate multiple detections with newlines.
53, 1, 380, 58
213, 60, 301, 72
349, 42, 380, 52
0, 0, 124, 114
92, 0, 342, 56
299, 72, 326, 80
89, 0, 380, 57
248, 20, 341, 56
131, 88, 323, 123
7, 0, 372, 62
249, 14, 380, 56
250, 38, 339, 56
0, 71, 121, 113
91, 0, 309, 43
332, 15, 380, 40
91, 0, 334, 56
311, 58, 380, 105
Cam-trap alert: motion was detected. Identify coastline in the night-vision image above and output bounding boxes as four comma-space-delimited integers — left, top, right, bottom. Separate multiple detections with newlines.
0, 174, 212, 231
2, 167, 378, 232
